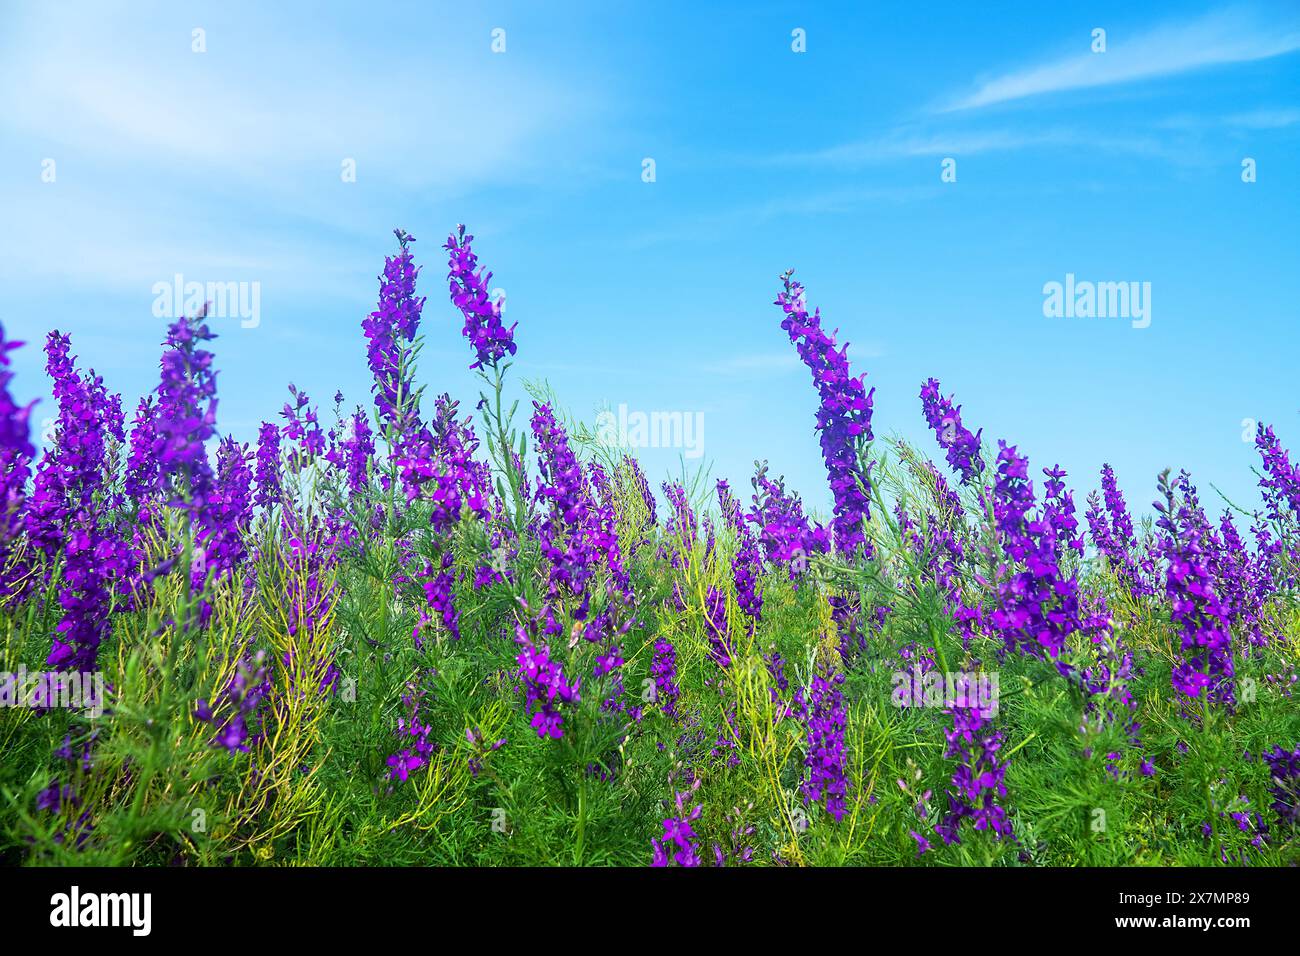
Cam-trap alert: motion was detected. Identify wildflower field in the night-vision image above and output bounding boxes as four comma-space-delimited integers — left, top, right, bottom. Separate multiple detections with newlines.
1, 226, 1297, 869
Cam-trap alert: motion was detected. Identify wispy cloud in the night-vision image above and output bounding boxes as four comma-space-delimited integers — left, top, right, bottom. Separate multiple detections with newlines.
761, 125, 1186, 172
1155, 106, 1300, 131
767, 129, 1055, 166
622, 185, 941, 249
1226, 107, 1300, 128
0, 3, 603, 305
943, 6, 1300, 111
0, 5, 588, 191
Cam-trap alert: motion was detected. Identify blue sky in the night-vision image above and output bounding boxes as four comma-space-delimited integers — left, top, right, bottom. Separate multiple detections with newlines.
1, 1, 1298, 523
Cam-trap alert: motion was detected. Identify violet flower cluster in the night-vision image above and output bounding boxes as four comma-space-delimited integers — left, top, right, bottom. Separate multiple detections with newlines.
363, 230, 425, 435
1254, 424, 1299, 586
703, 586, 731, 669
1256, 424, 1300, 521
531, 401, 598, 602
775, 272, 874, 558
515, 625, 582, 739
0, 324, 34, 466
28, 333, 123, 563
253, 422, 282, 511
623, 455, 657, 526
987, 442, 1083, 661
1208, 511, 1272, 648
748, 461, 828, 580
919, 378, 984, 486
149, 317, 219, 511
387, 679, 437, 782
194, 650, 270, 755
1155, 470, 1235, 708
279, 524, 341, 696
801, 668, 848, 822
1262, 744, 1300, 829
280, 385, 327, 472
1084, 464, 1154, 601
661, 480, 697, 572
202, 437, 255, 580
650, 638, 680, 718
445, 225, 518, 370
934, 698, 1013, 844
0, 325, 35, 597
29, 333, 128, 673
718, 479, 762, 626
650, 784, 703, 867
326, 409, 375, 496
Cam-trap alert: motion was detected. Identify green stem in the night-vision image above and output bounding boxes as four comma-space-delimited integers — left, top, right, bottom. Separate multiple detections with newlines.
574, 777, 587, 865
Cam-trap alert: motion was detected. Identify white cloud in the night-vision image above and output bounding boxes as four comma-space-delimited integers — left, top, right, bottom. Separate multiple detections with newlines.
769, 128, 1069, 166
0, 3, 600, 298
943, 7, 1300, 111
1226, 107, 1300, 128
761, 126, 1184, 172
0, 8, 584, 191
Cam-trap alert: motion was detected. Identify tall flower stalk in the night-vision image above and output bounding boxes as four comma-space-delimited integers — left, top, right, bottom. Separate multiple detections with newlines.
1155, 470, 1234, 709
0, 324, 35, 600
775, 272, 874, 559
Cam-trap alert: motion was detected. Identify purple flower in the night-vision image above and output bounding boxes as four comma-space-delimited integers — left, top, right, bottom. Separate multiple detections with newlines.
703, 586, 731, 669
1085, 464, 1154, 601
531, 402, 598, 599
719, 480, 762, 625
919, 378, 984, 485
415, 549, 459, 645
650, 786, 703, 867
1262, 745, 1300, 829
363, 230, 426, 432
254, 422, 282, 510
445, 225, 517, 370
0, 324, 34, 463
934, 700, 1013, 844
150, 316, 219, 511
326, 408, 374, 495
279, 522, 340, 697
776, 273, 874, 558
280, 385, 327, 467
987, 442, 1083, 660
623, 455, 657, 526
1256, 424, 1300, 521
661, 481, 697, 571
0, 324, 35, 597
910, 829, 932, 856
28, 333, 128, 673
200, 437, 254, 580
387, 749, 424, 783
194, 651, 270, 755
801, 668, 849, 821
386, 679, 438, 782
28, 332, 124, 563
1155, 470, 1235, 708
123, 395, 158, 503
650, 638, 680, 718
515, 625, 581, 740
748, 460, 829, 580
1209, 510, 1271, 648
